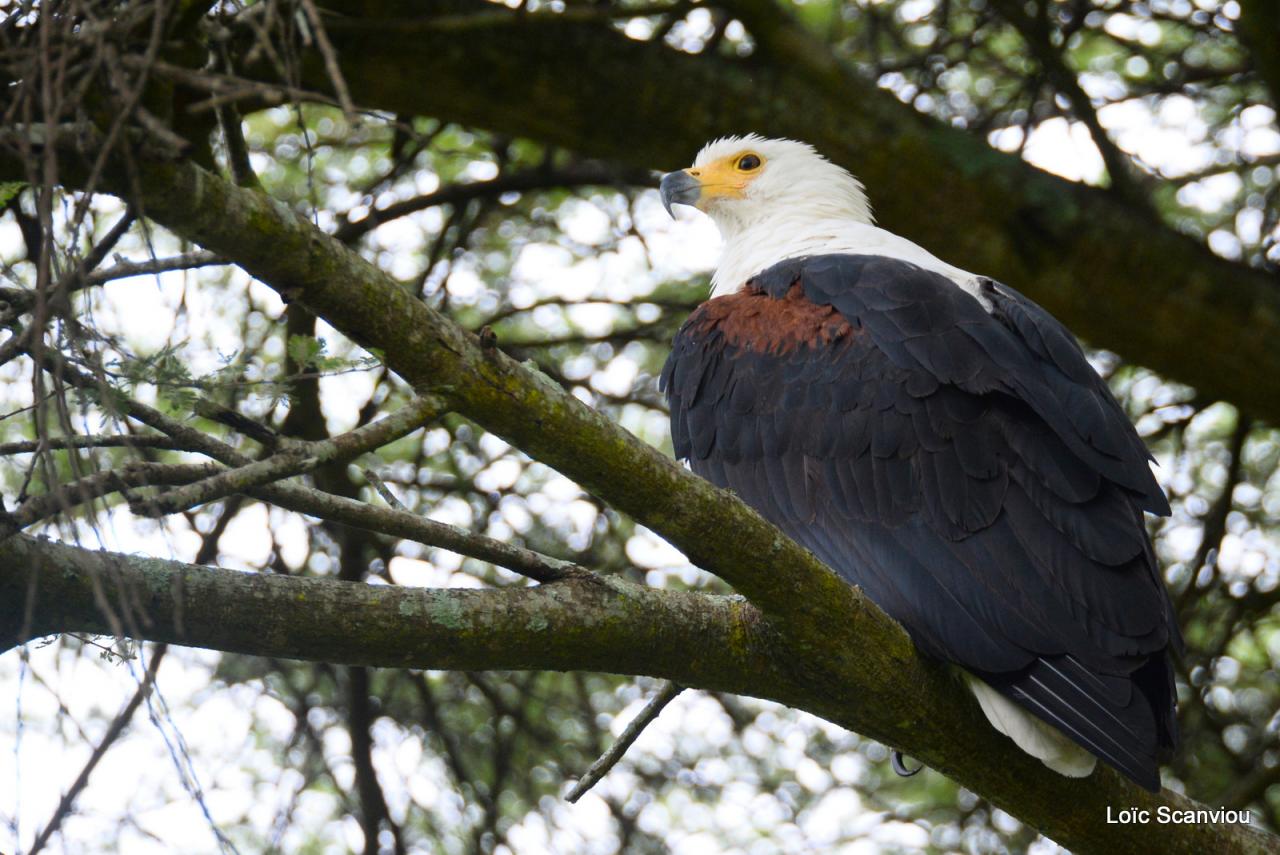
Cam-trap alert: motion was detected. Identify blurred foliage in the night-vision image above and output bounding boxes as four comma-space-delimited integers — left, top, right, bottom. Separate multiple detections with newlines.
0, 0, 1278, 853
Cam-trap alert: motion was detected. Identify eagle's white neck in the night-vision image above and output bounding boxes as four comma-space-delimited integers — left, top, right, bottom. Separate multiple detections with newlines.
708, 213, 979, 300
682, 136, 980, 299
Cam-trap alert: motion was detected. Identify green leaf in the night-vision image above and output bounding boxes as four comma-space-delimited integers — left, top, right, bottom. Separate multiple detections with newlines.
287, 334, 326, 368
0, 182, 24, 207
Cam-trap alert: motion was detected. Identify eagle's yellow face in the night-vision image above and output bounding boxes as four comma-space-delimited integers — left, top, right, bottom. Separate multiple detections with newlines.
658, 135, 872, 240
679, 149, 767, 208
659, 134, 874, 296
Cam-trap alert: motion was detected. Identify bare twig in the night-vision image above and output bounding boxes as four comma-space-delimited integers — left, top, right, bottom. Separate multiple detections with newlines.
566, 681, 684, 802
134, 396, 444, 517
362, 467, 409, 511
320, 3, 692, 33
5, 461, 219, 535
360, 468, 575, 583
88, 250, 226, 283
133, 57, 342, 114
298, 0, 357, 118
27, 644, 168, 855
0, 323, 34, 371
213, 92, 260, 190
0, 433, 184, 455
0, 213, 135, 323
333, 162, 654, 243
192, 398, 280, 447
59, 210, 137, 291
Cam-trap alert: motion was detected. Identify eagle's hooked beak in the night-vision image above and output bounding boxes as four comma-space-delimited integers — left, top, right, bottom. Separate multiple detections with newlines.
659, 170, 702, 218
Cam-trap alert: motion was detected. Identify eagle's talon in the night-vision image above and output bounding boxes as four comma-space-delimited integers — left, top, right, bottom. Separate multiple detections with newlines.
892, 750, 923, 778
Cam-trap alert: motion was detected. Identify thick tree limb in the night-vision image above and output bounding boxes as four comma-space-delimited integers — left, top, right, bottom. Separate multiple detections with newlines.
0, 534, 770, 693
4, 131, 1276, 853
244, 1, 1280, 423
0, 536, 1273, 854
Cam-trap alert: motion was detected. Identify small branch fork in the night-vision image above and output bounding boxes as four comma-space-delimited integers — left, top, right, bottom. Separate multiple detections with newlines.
13, 350, 581, 586
131, 395, 444, 518
0, 253, 228, 314
2, 461, 219, 536
361, 468, 580, 584
566, 681, 684, 803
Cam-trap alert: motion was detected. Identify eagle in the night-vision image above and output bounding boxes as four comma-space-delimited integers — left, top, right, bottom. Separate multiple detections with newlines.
658, 135, 1180, 792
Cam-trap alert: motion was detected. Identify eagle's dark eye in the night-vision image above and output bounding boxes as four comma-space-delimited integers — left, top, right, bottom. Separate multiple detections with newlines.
736, 153, 762, 171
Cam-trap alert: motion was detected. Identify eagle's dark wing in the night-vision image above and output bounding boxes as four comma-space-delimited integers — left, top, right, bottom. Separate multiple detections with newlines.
661, 253, 1180, 791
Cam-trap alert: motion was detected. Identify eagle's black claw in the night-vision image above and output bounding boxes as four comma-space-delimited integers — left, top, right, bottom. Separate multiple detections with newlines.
891, 750, 923, 777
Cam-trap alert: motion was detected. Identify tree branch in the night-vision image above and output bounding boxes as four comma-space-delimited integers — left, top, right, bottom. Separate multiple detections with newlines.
332, 162, 655, 243
0, 533, 769, 692
4, 461, 219, 535
566, 681, 684, 802
132, 395, 443, 517
1, 534, 1273, 854
27, 644, 168, 855
0, 434, 186, 455
236, 1, 1280, 422
22, 351, 581, 583
986, 0, 1148, 205
361, 467, 573, 584
3, 127, 1276, 851
87, 250, 226, 283
346, 665, 405, 855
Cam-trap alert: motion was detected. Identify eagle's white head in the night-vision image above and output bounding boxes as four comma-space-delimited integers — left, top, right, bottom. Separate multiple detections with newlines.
662, 135, 873, 228
660, 135, 877, 295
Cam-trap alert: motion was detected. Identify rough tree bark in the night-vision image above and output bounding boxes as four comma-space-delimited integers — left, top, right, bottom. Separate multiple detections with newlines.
1, 533, 1272, 855
0, 136, 1275, 853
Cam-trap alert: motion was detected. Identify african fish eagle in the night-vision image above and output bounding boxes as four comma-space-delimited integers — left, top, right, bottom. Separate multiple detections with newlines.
658, 135, 1180, 792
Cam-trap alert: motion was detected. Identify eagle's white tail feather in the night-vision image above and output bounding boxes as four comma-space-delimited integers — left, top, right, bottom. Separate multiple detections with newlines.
966, 676, 1097, 777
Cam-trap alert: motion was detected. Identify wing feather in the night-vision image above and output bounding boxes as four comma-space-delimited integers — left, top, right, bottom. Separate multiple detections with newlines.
662, 253, 1180, 791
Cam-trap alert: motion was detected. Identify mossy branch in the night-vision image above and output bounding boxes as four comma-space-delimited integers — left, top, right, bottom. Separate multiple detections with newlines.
0, 533, 1274, 854
2, 129, 1275, 853
242, 1, 1280, 423
0, 533, 766, 685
